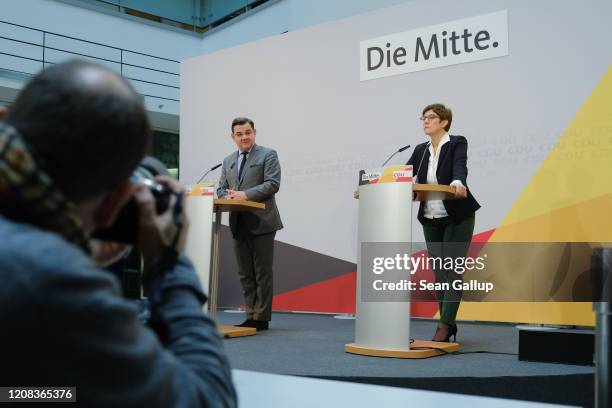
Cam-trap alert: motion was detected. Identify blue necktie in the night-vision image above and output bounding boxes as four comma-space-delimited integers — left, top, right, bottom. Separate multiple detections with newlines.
238, 151, 248, 181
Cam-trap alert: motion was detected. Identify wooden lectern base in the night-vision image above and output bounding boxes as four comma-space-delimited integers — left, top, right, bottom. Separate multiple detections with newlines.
344, 340, 459, 359
219, 324, 257, 338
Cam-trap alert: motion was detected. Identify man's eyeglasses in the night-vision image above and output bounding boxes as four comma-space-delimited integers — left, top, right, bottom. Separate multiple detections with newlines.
419, 115, 440, 121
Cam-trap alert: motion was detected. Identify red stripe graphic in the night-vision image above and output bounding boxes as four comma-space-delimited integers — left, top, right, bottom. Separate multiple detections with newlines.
271, 228, 496, 317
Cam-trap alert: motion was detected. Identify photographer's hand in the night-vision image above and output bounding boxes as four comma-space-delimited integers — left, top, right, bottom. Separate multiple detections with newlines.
90, 239, 130, 267
133, 176, 188, 274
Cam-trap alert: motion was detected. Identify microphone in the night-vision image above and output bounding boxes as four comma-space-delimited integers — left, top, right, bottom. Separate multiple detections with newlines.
414, 141, 431, 183
196, 163, 222, 184
381, 144, 411, 167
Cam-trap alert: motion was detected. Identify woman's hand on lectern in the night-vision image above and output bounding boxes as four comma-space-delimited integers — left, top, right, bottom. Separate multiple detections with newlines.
450, 182, 467, 198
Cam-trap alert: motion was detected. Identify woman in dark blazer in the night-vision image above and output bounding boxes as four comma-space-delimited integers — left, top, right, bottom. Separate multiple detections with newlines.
406, 103, 480, 342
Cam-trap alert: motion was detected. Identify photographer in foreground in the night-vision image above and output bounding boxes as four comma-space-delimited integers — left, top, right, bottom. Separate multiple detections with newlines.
0, 60, 236, 407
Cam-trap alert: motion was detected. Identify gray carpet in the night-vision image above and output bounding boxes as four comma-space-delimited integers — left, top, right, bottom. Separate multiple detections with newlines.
217, 311, 594, 378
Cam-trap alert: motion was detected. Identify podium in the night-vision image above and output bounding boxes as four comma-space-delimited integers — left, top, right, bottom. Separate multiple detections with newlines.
185, 185, 264, 338
345, 166, 460, 358
210, 198, 265, 338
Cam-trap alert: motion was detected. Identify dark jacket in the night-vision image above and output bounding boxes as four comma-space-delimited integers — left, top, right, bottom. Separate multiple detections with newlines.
0, 215, 237, 407
407, 135, 480, 223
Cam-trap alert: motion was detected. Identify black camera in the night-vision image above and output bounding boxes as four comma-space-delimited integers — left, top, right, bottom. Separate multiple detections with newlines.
93, 156, 172, 244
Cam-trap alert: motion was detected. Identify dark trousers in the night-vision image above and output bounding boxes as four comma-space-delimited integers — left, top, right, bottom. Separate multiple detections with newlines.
422, 213, 475, 325
232, 229, 276, 321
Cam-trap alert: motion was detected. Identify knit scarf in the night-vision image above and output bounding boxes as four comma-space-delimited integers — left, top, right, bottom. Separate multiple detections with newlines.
0, 122, 89, 251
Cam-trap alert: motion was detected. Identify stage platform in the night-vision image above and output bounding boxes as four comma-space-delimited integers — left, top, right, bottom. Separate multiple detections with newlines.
218, 311, 595, 407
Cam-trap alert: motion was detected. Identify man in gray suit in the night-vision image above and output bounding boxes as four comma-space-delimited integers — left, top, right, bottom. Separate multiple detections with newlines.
217, 117, 283, 330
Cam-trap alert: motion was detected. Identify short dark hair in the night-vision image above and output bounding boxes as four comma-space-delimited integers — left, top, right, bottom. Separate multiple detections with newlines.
422, 103, 452, 132
6, 60, 151, 201
231, 117, 255, 132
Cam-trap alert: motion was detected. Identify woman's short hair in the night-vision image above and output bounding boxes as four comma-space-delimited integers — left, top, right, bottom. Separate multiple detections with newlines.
422, 103, 452, 132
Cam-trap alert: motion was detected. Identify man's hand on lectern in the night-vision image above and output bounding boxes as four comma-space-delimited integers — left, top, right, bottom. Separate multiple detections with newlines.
227, 189, 247, 200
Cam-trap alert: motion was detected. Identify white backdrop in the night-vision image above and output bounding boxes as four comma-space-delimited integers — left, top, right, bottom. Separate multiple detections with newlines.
180, 0, 612, 263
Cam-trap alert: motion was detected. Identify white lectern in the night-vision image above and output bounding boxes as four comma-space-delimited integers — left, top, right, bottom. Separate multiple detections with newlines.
184, 184, 215, 296
345, 166, 459, 358
184, 184, 264, 338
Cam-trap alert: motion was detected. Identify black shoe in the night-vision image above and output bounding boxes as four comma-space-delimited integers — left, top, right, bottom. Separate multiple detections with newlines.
450, 324, 458, 342
252, 320, 269, 331
432, 322, 452, 342
236, 319, 256, 328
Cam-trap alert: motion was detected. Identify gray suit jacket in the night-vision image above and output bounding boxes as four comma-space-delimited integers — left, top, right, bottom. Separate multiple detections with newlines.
217, 144, 283, 236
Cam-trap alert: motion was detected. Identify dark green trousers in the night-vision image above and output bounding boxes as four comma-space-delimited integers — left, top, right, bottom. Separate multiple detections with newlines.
422, 213, 475, 325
